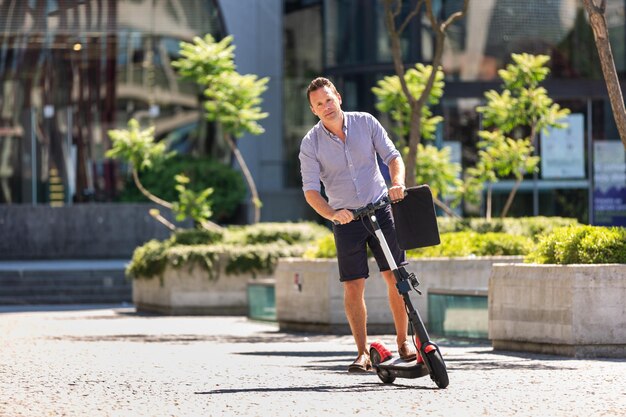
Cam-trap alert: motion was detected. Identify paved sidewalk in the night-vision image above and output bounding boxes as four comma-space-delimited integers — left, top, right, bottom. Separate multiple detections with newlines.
1, 305, 625, 417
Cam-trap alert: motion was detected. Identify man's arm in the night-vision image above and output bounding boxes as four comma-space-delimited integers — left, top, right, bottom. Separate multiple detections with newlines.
304, 190, 354, 225
388, 156, 406, 202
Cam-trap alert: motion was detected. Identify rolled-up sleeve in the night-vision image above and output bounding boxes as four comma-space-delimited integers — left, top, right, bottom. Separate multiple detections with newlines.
369, 114, 401, 165
299, 133, 321, 193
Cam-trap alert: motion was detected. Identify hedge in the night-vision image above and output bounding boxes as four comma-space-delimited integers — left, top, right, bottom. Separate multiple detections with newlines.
303, 231, 533, 259
436, 216, 578, 240
525, 225, 626, 264
127, 222, 329, 280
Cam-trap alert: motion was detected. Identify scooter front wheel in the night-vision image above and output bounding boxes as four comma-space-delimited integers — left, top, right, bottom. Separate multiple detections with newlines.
369, 345, 396, 384
426, 349, 449, 388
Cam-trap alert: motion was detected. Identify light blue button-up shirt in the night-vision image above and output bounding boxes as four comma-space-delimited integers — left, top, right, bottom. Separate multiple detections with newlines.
299, 111, 401, 210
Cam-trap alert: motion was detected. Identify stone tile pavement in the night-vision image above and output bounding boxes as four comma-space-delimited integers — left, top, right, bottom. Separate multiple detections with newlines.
1, 305, 625, 417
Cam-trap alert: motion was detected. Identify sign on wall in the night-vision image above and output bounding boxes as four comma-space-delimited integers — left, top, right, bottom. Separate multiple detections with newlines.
593, 140, 626, 226
540, 113, 585, 179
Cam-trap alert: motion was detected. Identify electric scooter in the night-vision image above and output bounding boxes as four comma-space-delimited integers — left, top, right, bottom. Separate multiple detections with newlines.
349, 196, 449, 389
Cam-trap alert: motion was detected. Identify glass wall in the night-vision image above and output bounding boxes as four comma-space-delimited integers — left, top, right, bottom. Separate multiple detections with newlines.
284, 0, 323, 187
0, 0, 225, 205
309, 0, 626, 224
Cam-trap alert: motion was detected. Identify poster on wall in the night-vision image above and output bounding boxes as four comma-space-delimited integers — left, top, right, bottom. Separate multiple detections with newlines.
540, 113, 585, 179
593, 140, 626, 226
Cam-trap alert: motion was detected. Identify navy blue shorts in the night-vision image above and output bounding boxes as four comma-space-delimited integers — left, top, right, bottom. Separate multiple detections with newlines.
332, 205, 407, 282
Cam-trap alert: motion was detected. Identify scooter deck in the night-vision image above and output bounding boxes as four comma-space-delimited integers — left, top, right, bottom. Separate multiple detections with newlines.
376, 355, 430, 379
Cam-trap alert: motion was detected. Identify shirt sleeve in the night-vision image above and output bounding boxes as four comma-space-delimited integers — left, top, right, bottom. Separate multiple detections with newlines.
299, 132, 322, 193
369, 114, 401, 165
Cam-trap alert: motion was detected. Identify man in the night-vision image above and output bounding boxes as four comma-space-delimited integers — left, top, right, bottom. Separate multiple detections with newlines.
299, 77, 417, 373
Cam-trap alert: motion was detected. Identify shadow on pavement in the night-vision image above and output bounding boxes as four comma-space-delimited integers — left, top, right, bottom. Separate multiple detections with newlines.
196, 382, 435, 395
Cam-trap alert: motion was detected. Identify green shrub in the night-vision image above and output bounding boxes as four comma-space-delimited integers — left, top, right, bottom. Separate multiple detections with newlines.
436, 216, 578, 240
226, 222, 329, 245
303, 233, 336, 259
303, 231, 532, 259
407, 232, 533, 258
169, 228, 224, 246
526, 225, 626, 264
127, 222, 327, 280
224, 243, 307, 276
119, 155, 246, 222
126, 240, 169, 280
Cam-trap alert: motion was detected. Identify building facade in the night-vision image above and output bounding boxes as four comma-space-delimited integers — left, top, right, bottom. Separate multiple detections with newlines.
1, 0, 625, 226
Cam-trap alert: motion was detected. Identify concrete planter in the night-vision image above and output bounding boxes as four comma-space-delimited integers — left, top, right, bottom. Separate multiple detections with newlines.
489, 264, 626, 358
133, 260, 271, 315
275, 256, 520, 334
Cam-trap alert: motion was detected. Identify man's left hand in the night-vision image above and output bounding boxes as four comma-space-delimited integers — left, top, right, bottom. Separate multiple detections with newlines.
388, 184, 405, 203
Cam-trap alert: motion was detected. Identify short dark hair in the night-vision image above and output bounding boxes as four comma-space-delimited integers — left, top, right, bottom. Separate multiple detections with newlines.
307, 77, 339, 105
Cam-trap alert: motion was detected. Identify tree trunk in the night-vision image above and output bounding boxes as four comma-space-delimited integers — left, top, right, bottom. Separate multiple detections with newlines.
501, 177, 522, 218
486, 184, 492, 221
224, 133, 261, 223
434, 196, 461, 218
382, 0, 468, 197
583, 0, 626, 150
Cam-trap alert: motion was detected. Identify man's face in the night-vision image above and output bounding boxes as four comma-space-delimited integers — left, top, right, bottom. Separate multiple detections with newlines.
309, 86, 342, 124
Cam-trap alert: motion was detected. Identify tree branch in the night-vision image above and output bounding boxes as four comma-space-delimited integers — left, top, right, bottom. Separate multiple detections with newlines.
398, 0, 424, 35
132, 169, 172, 209
583, 0, 626, 149
441, 0, 469, 32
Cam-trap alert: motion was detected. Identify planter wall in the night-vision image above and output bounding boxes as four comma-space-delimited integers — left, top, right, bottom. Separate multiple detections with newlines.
276, 256, 520, 334
0, 203, 190, 260
133, 261, 272, 315
489, 264, 626, 358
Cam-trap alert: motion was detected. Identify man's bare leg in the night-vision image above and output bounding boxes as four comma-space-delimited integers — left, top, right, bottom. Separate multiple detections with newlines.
343, 278, 368, 356
382, 270, 409, 347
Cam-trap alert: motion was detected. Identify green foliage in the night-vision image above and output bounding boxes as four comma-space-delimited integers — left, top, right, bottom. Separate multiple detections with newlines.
224, 243, 307, 276
372, 64, 445, 143
171, 174, 213, 226
303, 233, 336, 259
471, 54, 570, 211
303, 230, 532, 259
106, 119, 172, 172
406, 232, 533, 258
126, 222, 328, 280
172, 34, 236, 83
173, 34, 269, 138
475, 130, 540, 181
169, 228, 224, 246
126, 240, 169, 281
478, 53, 570, 135
436, 216, 579, 241
203, 72, 269, 138
164, 245, 222, 280
119, 155, 246, 221
227, 222, 329, 245
409, 143, 464, 207
525, 225, 626, 264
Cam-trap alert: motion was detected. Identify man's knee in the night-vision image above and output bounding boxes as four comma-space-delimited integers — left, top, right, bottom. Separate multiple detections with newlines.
343, 278, 365, 297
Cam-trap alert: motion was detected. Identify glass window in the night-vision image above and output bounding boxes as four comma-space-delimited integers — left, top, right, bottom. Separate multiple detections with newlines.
284, 2, 323, 187
0, 0, 225, 205
439, 0, 624, 81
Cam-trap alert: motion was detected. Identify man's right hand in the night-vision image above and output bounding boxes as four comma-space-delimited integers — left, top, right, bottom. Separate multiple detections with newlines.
331, 209, 354, 225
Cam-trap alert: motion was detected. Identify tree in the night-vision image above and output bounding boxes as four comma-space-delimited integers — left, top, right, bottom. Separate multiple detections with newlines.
583, 0, 626, 150
372, 64, 463, 216
106, 119, 173, 209
173, 35, 269, 223
106, 119, 219, 231
472, 54, 570, 218
381, 0, 468, 188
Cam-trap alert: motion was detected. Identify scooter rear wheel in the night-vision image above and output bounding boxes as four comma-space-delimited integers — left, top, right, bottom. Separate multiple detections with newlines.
369, 346, 396, 384
426, 349, 449, 388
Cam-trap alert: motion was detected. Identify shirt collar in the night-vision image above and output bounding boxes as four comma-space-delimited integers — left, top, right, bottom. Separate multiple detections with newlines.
319, 111, 347, 138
